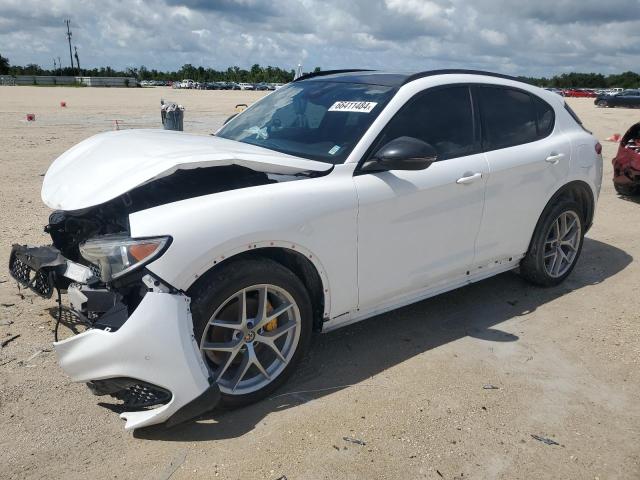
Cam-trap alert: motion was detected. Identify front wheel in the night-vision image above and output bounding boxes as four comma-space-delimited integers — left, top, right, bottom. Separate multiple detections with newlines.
520, 200, 585, 286
190, 258, 313, 407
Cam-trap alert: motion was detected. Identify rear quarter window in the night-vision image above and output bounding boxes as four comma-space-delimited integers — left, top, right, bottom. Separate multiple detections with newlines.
533, 96, 555, 138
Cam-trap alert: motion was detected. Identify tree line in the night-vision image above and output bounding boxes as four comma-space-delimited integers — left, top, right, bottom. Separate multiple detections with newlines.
520, 71, 640, 89
0, 55, 306, 83
1, 53, 638, 88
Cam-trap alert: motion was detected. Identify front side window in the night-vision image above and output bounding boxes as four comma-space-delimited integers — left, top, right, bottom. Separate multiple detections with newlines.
372, 86, 476, 161
479, 87, 537, 150
216, 81, 396, 164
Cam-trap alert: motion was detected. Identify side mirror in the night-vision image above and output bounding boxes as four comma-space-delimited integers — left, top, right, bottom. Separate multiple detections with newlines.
361, 136, 437, 172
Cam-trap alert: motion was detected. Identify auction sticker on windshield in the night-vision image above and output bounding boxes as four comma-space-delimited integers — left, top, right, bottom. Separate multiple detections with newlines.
328, 101, 378, 113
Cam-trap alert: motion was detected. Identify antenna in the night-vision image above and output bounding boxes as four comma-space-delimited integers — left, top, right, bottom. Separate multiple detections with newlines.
65, 19, 74, 72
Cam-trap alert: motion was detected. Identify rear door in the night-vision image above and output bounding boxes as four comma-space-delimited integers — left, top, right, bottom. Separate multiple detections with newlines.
473, 86, 571, 267
354, 85, 488, 311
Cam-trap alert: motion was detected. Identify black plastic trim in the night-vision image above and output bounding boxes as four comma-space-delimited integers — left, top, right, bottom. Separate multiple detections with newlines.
403, 69, 530, 86
292, 69, 373, 83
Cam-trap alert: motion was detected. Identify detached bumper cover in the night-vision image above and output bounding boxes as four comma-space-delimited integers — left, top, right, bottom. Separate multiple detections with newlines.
54, 291, 218, 430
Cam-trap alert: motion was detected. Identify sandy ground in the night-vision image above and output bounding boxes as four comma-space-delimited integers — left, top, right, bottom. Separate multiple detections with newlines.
0, 86, 638, 480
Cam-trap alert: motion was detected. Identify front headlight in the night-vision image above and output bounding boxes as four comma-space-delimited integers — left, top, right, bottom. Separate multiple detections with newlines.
79, 233, 170, 282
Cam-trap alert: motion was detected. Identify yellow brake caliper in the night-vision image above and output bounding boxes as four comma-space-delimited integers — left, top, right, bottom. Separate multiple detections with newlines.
264, 300, 278, 331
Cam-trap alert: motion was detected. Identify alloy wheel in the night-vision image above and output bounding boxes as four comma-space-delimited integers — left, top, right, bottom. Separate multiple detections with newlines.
543, 210, 581, 278
200, 284, 301, 395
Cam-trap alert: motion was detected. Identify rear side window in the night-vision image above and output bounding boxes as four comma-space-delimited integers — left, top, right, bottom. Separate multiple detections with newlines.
375, 86, 476, 161
479, 87, 537, 150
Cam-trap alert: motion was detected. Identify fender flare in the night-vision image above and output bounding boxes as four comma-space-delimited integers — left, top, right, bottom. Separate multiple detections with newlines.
187, 240, 332, 320
526, 180, 595, 254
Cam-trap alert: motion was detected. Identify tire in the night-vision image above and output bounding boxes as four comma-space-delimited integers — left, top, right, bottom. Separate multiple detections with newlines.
597, 100, 608, 108
614, 182, 638, 196
520, 199, 585, 287
190, 257, 313, 408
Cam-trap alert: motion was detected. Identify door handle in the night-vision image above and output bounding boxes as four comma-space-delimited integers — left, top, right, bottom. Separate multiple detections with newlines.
545, 153, 564, 164
456, 172, 482, 185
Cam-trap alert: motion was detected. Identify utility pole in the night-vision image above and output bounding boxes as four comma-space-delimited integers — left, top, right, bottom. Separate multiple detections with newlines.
53, 58, 57, 74
74, 46, 80, 73
65, 19, 74, 73
57, 57, 62, 76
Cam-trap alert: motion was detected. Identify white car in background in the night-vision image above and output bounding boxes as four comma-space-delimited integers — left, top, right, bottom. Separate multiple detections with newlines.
238, 82, 255, 90
9, 69, 602, 431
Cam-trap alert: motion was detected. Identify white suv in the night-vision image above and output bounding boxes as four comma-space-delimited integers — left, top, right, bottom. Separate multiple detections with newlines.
9, 70, 603, 430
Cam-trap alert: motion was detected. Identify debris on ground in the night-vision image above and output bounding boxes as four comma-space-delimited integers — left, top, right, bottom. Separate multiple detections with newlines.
157, 450, 187, 480
0, 358, 16, 366
343, 436, 366, 446
1, 303, 15, 308
531, 434, 560, 446
26, 349, 50, 362
1, 334, 20, 348
483, 384, 499, 390
0, 320, 14, 326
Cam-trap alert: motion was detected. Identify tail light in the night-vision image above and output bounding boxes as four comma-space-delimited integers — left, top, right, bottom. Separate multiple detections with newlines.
595, 142, 602, 155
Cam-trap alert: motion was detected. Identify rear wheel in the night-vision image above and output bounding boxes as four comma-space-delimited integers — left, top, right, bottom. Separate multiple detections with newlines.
596, 100, 608, 107
190, 258, 312, 407
520, 200, 585, 286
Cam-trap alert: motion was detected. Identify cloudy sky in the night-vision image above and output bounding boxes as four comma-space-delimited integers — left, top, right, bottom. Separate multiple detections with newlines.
1, 0, 639, 76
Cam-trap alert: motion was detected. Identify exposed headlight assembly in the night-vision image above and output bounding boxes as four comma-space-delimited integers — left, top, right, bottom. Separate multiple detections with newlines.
79, 233, 170, 282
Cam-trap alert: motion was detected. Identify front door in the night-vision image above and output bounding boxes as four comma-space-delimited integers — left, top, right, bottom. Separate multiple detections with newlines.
354, 85, 488, 311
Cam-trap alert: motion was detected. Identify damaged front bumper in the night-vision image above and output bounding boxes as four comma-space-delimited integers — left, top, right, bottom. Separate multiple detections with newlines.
8, 244, 220, 430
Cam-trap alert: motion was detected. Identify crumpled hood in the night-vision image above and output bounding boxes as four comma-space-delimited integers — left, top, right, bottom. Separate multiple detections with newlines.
42, 129, 332, 211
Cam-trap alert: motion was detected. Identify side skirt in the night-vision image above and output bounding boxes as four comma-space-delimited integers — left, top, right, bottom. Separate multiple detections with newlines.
323, 255, 524, 333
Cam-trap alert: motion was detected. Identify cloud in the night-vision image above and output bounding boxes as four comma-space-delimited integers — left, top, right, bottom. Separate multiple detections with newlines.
0, 0, 638, 76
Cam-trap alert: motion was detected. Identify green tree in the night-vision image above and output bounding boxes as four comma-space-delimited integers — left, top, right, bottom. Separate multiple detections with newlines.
0, 53, 9, 74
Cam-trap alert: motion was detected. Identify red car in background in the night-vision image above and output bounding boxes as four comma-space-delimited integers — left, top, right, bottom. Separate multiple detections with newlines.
612, 122, 640, 195
562, 89, 598, 98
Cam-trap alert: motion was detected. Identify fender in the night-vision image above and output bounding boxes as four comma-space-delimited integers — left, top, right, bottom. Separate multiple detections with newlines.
128, 167, 359, 320
187, 241, 332, 320
525, 179, 596, 255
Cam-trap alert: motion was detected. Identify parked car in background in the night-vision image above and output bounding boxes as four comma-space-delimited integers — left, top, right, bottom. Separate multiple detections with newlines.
612, 122, 640, 195
563, 89, 597, 98
544, 88, 564, 96
9, 69, 602, 431
595, 89, 640, 108
238, 83, 255, 90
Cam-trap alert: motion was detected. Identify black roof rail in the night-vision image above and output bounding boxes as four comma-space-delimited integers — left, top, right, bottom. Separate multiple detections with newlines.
402, 69, 530, 85
292, 69, 374, 82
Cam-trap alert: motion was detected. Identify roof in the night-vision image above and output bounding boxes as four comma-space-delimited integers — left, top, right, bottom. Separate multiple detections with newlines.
294, 69, 528, 87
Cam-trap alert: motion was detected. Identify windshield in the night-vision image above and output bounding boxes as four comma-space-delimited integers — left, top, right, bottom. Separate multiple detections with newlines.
216, 81, 396, 164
